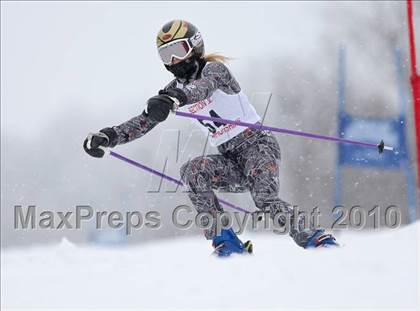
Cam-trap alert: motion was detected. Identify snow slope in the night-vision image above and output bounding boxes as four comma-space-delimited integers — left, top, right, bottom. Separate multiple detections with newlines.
2, 224, 419, 311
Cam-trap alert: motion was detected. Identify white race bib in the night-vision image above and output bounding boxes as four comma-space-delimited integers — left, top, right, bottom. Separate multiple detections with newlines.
177, 88, 261, 146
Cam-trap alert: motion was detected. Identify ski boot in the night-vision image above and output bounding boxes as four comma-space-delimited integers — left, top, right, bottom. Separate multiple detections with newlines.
304, 229, 338, 248
212, 228, 253, 257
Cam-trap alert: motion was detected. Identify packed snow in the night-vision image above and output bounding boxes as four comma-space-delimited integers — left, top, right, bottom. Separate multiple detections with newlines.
2, 223, 419, 310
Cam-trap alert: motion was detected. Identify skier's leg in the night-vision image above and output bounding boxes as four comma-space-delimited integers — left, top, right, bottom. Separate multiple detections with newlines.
179, 154, 246, 240
238, 134, 329, 247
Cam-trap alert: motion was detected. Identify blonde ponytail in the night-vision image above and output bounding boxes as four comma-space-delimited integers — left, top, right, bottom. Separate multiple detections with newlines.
203, 53, 232, 63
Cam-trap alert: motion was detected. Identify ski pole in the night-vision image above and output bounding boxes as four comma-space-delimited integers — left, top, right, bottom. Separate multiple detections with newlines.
108, 150, 251, 213
174, 111, 394, 154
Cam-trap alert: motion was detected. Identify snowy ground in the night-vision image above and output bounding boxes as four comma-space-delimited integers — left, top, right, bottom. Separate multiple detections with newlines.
1, 224, 419, 311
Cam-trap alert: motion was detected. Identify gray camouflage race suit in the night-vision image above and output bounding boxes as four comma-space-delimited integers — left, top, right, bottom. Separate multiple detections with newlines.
109, 61, 316, 247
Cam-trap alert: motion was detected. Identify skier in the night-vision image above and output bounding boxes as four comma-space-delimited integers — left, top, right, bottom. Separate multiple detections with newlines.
83, 20, 337, 256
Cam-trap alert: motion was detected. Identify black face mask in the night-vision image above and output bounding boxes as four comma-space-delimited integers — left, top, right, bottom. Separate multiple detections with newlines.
165, 57, 199, 81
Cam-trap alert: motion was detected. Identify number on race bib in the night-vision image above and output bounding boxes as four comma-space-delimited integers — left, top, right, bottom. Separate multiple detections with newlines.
198, 109, 224, 133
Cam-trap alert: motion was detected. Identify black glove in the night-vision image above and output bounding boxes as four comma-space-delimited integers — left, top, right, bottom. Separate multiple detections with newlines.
83, 128, 118, 158
146, 94, 176, 122
158, 88, 187, 107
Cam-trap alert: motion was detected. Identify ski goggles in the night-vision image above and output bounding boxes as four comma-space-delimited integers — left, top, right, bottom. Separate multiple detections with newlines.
158, 38, 194, 65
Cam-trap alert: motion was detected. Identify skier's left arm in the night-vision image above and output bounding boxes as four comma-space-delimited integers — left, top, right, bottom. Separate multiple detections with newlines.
161, 61, 241, 106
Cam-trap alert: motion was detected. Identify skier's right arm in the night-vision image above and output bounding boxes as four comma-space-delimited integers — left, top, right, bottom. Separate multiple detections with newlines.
84, 93, 177, 158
